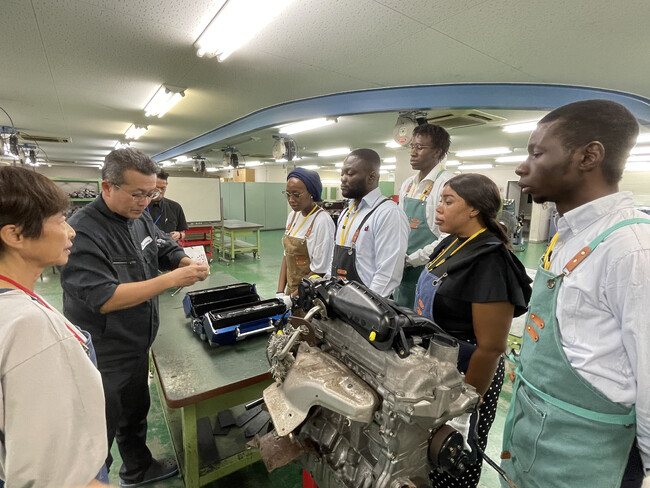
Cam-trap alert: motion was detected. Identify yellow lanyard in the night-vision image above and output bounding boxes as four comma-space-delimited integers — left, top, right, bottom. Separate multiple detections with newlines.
543, 232, 559, 270
288, 205, 318, 237
339, 202, 360, 245
407, 181, 434, 200
427, 227, 487, 271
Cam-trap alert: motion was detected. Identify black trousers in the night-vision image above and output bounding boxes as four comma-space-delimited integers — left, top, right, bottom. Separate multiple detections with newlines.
621, 440, 644, 488
98, 353, 153, 481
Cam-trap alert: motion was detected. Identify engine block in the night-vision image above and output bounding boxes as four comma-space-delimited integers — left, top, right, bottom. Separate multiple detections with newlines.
257, 278, 480, 488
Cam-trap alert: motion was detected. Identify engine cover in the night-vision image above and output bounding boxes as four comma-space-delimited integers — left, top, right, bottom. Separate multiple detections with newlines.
256, 278, 480, 488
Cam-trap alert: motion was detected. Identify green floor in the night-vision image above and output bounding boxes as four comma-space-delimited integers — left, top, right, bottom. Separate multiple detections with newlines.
34, 232, 547, 488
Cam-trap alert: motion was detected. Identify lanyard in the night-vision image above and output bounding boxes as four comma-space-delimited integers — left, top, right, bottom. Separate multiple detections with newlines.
406, 169, 446, 200
0, 274, 89, 352
287, 204, 318, 237
427, 227, 487, 271
339, 202, 361, 245
146, 199, 163, 225
543, 232, 559, 270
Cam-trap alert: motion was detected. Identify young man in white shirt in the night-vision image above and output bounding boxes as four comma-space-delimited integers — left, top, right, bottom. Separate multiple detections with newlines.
501, 99, 650, 488
394, 123, 454, 307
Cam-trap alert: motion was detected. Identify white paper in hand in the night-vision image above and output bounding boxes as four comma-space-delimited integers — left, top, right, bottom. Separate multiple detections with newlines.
183, 245, 211, 274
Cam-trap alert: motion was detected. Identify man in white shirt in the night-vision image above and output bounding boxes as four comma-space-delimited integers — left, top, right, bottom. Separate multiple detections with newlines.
501, 99, 650, 488
332, 148, 409, 297
393, 123, 454, 307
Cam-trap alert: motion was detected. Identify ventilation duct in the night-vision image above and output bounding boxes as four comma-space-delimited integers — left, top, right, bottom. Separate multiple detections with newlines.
427, 110, 506, 130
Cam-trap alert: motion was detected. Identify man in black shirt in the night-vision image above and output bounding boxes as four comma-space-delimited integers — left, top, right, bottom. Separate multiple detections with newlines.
148, 169, 188, 242
60, 148, 209, 487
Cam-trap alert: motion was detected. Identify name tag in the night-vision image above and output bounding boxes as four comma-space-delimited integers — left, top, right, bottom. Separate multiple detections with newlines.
141, 236, 153, 250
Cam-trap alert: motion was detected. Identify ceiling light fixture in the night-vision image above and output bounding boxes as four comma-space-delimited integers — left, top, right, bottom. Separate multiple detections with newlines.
124, 124, 149, 140
144, 85, 185, 118
381, 164, 396, 170
459, 164, 494, 170
385, 141, 401, 149
625, 161, 650, 171
445, 160, 461, 167
502, 121, 539, 133
318, 147, 350, 157
175, 155, 191, 163
114, 141, 129, 150
495, 155, 528, 163
627, 155, 650, 163
206, 167, 218, 172
245, 161, 263, 167
300, 165, 320, 170
194, 0, 296, 61
335, 162, 344, 168
637, 133, 650, 144
630, 146, 650, 155
382, 157, 396, 163
455, 147, 511, 158
278, 118, 337, 135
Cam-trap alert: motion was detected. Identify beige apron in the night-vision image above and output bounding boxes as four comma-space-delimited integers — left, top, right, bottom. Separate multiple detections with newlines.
282, 208, 324, 295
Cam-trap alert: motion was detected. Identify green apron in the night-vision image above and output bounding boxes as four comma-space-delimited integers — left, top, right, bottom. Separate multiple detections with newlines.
393, 170, 444, 308
501, 218, 650, 488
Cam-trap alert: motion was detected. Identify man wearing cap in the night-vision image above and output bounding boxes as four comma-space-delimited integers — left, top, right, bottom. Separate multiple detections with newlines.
332, 149, 409, 297
277, 167, 335, 298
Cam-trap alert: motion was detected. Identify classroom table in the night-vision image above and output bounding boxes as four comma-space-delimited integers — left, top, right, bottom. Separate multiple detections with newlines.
152, 273, 273, 488
213, 220, 264, 261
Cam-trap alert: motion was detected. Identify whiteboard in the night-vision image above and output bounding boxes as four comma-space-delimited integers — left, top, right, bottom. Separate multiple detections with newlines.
164, 176, 221, 223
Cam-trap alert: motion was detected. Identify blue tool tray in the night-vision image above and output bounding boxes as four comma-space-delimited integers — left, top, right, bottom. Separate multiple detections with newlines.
183, 283, 287, 346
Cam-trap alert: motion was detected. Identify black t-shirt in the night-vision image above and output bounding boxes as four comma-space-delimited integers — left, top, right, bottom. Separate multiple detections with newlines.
147, 197, 188, 235
426, 231, 532, 342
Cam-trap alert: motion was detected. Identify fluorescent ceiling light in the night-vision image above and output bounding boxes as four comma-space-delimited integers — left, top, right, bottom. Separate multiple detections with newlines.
630, 146, 650, 155
175, 155, 191, 163
194, 0, 296, 62
206, 167, 218, 172
144, 85, 185, 118
385, 141, 401, 148
495, 155, 528, 163
160, 160, 174, 167
382, 157, 396, 163
381, 164, 396, 170
334, 162, 344, 168
455, 147, 511, 158
114, 141, 129, 150
379, 170, 389, 175
276, 157, 301, 163
245, 161, 263, 167
445, 160, 461, 167
321, 179, 341, 184
625, 162, 650, 171
222, 165, 234, 170
318, 147, 350, 157
124, 124, 148, 140
300, 165, 320, 170
502, 121, 539, 133
637, 133, 650, 144
627, 155, 650, 163
277, 118, 336, 135
459, 164, 494, 170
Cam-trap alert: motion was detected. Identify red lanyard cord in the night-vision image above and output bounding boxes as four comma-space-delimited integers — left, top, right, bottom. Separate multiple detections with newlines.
0, 274, 88, 348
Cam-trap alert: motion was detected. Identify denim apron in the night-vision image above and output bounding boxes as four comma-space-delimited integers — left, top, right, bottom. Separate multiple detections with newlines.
500, 219, 650, 488
331, 199, 389, 285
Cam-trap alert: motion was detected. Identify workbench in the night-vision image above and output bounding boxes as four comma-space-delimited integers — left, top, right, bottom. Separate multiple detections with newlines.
214, 220, 264, 261
152, 273, 273, 488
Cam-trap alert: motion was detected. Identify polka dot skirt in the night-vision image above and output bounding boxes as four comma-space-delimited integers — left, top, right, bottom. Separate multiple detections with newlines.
430, 356, 505, 488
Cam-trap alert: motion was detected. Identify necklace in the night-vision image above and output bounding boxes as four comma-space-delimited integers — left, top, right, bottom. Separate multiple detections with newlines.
427, 227, 487, 271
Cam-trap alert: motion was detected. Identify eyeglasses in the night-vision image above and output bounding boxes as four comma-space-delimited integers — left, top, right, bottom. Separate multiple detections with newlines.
282, 190, 305, 200
409, 143, 435, 152
114, 185, 162, 202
